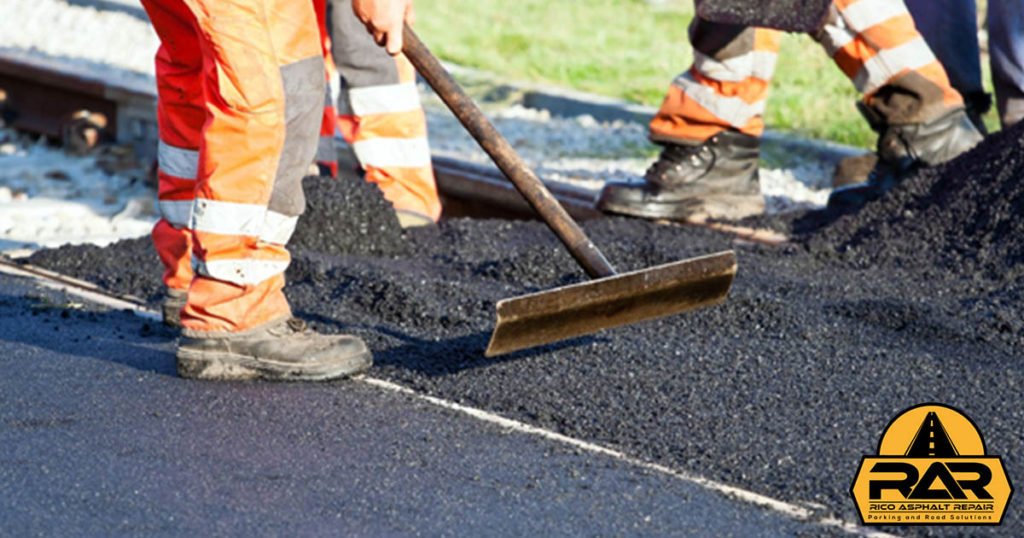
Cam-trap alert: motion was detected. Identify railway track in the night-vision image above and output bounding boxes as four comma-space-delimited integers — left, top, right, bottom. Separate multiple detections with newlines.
0, 48, 786, 245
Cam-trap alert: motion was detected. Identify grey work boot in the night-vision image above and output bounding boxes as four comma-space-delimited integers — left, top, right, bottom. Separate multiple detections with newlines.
828, 105, 983, 210
162, 287, 188, 328
176, 317, 372, 381
598, 130, 764, 220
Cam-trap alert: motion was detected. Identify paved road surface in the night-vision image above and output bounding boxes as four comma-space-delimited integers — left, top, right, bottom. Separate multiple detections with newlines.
0, 271, 848, 537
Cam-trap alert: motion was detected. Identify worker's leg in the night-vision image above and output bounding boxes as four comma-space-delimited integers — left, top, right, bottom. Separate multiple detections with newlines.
140, 0, 203, 327
313, 0, 341, 177
649, 21, 781, 144
903, 0, 988, 127
816, 0, 983, 207
987, 0, 1024, 128
815, 0, 978, 158
173, 0, 323, 334
164, 0, 370, 381
330, 0, 441, 224
598, 19, 777, 220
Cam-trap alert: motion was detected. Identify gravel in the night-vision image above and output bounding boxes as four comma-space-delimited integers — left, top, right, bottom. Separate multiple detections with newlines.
0, 129, 156, 254
2, 0, 158, 85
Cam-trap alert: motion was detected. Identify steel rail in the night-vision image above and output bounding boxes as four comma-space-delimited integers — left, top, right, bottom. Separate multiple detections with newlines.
0, 255, 152, 311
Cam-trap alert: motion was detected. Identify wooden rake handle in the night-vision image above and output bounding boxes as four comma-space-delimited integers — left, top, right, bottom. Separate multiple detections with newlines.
401, 24, 616, 279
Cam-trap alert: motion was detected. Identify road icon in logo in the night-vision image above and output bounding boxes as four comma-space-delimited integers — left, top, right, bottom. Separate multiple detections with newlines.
851, 403, 1013, 525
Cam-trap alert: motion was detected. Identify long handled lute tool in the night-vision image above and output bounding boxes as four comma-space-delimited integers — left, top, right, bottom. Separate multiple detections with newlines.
402, 25, 738, 356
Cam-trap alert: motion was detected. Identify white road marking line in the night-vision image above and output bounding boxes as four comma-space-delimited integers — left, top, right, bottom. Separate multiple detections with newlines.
364, 377, 895, 537
0, 260, 896, 537
0, 261, 160, 321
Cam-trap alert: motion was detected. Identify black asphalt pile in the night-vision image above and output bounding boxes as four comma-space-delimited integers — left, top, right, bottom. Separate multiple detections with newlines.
803, 120, 1024, 284
22, 136, 1024, 535
26, 237, 163, 302
792, 122, 1024, 354
291, 174, 410, 258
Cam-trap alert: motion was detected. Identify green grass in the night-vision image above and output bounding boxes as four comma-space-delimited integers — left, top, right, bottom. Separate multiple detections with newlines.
416, 0, 695, 106
417, 0, 1000, 148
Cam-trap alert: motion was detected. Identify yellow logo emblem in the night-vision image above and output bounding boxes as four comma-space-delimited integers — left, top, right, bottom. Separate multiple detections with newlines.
850, 403, 1013, 525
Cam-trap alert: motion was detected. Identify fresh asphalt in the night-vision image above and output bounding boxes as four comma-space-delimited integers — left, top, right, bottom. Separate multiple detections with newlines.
0, 271, 850, 537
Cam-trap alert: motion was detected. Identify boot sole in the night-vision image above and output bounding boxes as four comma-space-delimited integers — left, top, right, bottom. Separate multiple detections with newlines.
176, 346, 373, 382
599, 194, 765, 221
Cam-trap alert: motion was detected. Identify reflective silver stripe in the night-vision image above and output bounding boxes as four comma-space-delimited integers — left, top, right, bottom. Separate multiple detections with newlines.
692, 50, 778, 83
819, 15, 856, 58
260, 210, 298, 246
839, 0, 908, 33
348, 82, 421, 116
158, 199, 192, 228
352, 137, 432, 168
158, 140, 199, 180
671, 72, 766, 129
190, 198, 265, 237
853, 37, 935, 95
329, 74, 342, 109
189, 198, 298, 243
193, 257, 290, 286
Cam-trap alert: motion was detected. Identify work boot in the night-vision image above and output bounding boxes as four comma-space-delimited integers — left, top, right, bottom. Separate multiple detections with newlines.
176, 317, 373, 381
162, 287, 187, 328
598, 130, 764, 220
828, 106, 983, 210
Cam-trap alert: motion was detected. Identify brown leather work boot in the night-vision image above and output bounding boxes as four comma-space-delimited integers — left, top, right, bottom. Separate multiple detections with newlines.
598, 130, 764, 220
176, 317, 372, 381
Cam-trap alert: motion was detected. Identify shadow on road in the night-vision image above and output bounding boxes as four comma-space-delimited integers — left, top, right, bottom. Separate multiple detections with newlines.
0, 290, 177, 376
296, 309, 601, 377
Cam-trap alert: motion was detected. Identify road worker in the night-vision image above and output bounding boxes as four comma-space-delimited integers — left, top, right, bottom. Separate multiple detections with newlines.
905, 0, 1024, 131
143, 0, 412, 381
598, 0, 984, 219
313, 0, 442, 228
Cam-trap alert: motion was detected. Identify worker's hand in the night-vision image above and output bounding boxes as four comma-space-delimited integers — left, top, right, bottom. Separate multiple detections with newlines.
352, 0, 415, 55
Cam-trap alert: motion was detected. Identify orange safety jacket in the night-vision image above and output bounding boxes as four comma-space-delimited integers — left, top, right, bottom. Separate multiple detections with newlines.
143, 0, 324, 333
651, 0, 963, 145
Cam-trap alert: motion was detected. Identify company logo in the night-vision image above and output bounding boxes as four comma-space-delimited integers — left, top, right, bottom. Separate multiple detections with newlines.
850, 403, 1013, 525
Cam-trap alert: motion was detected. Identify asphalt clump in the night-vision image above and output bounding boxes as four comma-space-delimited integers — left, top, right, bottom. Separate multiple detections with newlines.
23, 127, 1024, 536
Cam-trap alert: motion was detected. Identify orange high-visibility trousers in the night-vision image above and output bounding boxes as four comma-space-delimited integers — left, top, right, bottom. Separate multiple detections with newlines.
651, 0, 963, 145
326, 0, 442, 222
143, 0, 325, 333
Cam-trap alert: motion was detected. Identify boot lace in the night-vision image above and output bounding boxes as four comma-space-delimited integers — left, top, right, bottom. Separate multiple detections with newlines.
645, 141, 715, 187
